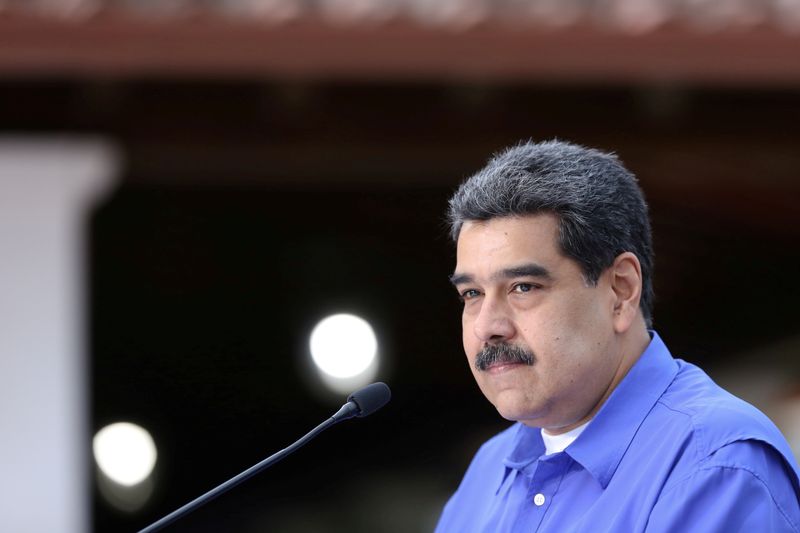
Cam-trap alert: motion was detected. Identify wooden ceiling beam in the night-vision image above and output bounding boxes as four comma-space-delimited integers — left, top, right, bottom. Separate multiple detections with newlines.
0, 11, 799, 85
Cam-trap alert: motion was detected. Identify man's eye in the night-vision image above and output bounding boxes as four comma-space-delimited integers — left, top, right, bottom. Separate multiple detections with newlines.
460, 289, 481, 301
512, 283, 538, 293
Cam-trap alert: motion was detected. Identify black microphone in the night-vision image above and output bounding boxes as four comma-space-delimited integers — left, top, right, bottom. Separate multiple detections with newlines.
138, 382, 391, 533
331, 381, 392, 421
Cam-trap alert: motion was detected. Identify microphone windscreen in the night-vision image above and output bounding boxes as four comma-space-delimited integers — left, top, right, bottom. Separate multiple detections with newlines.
348, 382, 391, 417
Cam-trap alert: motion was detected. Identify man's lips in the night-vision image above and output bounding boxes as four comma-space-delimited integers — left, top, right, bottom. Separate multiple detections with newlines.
483, 361, 527, 374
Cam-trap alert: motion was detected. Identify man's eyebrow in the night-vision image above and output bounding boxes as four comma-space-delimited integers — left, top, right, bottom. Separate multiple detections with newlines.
449, 273, 473, 286
449, 263, 552, 286
496, 263, 552, 281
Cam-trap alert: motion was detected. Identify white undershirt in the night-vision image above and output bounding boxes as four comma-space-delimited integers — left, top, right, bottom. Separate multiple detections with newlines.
541, 420, 591, 455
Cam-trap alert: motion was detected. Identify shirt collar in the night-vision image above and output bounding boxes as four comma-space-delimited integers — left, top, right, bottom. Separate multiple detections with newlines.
503, 424, 545, 471
566, 331, 679, 488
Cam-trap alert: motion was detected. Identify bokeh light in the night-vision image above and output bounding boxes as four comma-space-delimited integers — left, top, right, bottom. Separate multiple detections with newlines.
93, 422, 157, 487
309, 313, 379, 393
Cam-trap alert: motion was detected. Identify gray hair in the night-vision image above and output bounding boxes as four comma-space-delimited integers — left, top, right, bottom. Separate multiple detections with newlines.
448, 139, 654, 326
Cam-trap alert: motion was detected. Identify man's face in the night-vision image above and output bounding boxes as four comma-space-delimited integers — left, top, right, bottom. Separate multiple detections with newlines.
452, 214, 625, 433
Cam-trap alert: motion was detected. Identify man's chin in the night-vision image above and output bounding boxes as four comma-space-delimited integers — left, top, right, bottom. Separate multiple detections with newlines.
491, 399, 544, 426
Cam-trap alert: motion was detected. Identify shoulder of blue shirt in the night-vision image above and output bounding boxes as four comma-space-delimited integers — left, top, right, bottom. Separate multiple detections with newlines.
656, 357, 800, 488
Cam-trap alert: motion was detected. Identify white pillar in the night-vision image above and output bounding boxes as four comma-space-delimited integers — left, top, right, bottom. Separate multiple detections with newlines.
0, 138, 119, 533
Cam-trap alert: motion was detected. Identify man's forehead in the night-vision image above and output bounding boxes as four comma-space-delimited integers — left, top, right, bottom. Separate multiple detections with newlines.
457, 214, 560, 257
454, 217, 563, 280
458, 213, 559, 238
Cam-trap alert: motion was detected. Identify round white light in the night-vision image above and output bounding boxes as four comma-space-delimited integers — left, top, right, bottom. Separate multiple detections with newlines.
309, 313, 378, 379
93, 422, 157, 486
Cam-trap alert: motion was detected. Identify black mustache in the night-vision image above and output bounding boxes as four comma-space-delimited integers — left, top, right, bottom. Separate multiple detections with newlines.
475, 344, 535, 371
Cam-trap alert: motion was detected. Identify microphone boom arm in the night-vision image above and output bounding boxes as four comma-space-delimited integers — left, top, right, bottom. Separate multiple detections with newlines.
137, 382, 390, 533
139, 416, 338, 533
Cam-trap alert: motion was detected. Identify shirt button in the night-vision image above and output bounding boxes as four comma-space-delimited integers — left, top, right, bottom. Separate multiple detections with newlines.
533, 493, 546, 506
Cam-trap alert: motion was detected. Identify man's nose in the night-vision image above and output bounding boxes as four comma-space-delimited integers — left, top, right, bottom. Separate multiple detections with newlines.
473, 296, 515, 343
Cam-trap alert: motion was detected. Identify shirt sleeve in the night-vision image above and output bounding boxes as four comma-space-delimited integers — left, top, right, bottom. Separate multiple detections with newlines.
646, 440, 800, 533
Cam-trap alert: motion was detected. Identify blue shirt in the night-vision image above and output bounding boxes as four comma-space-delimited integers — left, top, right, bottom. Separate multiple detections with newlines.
435, 333, 800, 532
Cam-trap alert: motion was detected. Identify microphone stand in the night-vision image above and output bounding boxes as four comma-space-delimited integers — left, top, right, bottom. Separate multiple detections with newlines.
138, 401, 360, 533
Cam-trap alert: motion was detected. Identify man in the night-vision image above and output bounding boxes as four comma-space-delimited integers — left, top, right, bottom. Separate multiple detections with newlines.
435, 140, 800, 532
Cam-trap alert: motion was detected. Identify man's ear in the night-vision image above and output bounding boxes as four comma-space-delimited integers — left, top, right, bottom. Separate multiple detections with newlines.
609, 252, 643, 333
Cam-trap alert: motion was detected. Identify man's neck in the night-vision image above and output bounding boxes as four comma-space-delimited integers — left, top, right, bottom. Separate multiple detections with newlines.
541, 321, 652, 436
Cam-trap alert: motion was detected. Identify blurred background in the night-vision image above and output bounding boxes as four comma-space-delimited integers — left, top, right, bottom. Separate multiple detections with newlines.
0, 1, 799, 532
